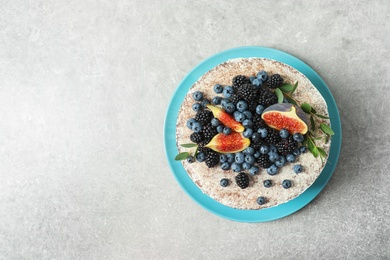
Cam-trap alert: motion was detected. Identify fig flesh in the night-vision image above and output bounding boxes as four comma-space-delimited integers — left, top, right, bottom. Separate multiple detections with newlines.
261, 103, 309, 134
205, 132, 250, 153
207, 105, 245, 133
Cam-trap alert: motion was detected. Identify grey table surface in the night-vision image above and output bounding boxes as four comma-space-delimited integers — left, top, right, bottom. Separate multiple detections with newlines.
0, 0, 389, 259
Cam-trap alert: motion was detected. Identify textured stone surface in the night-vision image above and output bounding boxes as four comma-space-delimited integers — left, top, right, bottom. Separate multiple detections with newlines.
0, 0, 389, 259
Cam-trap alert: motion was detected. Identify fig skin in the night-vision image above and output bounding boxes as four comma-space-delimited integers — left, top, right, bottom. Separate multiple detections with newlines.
261, 103, 309, 134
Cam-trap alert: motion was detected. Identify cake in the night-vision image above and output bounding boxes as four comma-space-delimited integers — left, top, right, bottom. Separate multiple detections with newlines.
175, 58, 332, 210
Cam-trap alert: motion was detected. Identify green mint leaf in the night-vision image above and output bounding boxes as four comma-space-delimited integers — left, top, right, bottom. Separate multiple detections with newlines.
180, 143, 198, 148
312, 146, 319, 157
320, 123, 335, 135
285, 96, 297, 106
317, 147, 327, 158
315, 113, 330, 119
291, 81, 299, 94
174, 152, 190, 161
275, 88, 284, 103
301, 103, 312, 114
307, 137, 315, 151
279, 84, 294, 93
311, 106, 317, 114
310, 115, 315, 131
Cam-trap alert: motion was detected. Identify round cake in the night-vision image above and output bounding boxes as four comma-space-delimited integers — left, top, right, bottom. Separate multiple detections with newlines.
175, 58, 332, 210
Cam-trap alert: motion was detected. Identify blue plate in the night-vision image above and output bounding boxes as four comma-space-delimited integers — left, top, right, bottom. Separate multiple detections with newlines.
164, 46, 342, 222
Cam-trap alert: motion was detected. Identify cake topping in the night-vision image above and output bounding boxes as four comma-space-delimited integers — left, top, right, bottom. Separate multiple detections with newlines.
256, 196, 267, 205
235, 172, 250, 189
282, 179, 292, 189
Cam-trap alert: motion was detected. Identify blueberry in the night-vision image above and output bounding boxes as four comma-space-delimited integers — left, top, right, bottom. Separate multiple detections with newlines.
224, 102, 235, 113
279, 129, 289, 138
293, 164, 303, 174
220, 154, 227, 163
299, 146, 308, 153
243, 128, 253, 138
196, 152, 205, 162
233, 111, 245, 122
201, 99, 210, 108
223, 127, 232, 135
245, 154, 255, 165
234, 152, 245, 164
286, 154, 296, 163
282, 179, 292, 189
249, 165, 259, 176
275, 156, 286, 168
226, 153, 234, 163
263, 179, 272, 188
242, 162, 251, 170
231, 162, 242, 172
256, 105, 265, 115
211, 96, 222, 105
293, 133, 304, 142
220, 178, 229, 187
257, 70, 268, 82
222, 86, 234, 98
187, 156, 195, 163
192, 91, 203, 101
293, 149, 301, 156
221, 98, 229, 107
242, 110, 253, 119
236, 100, 248, 112
269, 145, 278, 153
192, 103, 202, 112
257, 127, 268, 138
260, 145, 269, 154
251, 132, 261, 143
267, 164, 279, 175
242, 119, 253, 128
186, 118, 196, 129
243, 147, 255, 155
221, 162, 230, 171
268, 152, 279, 162
192, 122, 202, 133
216, 125, 224, 133
256, 196, 266, 205
249, 76, 256, 83
214, 84, 223, 94
254, 151, 261, 158
211, 118, 220, 127
252, 78, 262, 87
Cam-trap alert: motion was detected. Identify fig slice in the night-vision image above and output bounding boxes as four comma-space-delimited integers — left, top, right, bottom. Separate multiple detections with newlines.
261, 103, 309, 134
205, 132, 250, 154
207, 105, 244, 133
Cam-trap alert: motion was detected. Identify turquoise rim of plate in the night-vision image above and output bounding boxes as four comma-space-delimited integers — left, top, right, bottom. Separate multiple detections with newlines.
164, 46, 342, 222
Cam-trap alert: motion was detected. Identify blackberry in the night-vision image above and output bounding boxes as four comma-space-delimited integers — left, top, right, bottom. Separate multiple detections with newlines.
202, 123, 218, 144
237, 83, 257, 102
250, 142, 262, 151
266, 74, 284, 89
190, 132, 204, 144
235, 172, 250, 189
258, 89, 278, 108
229, 94, 241, 106
247, 99, 259, 112
256, 154, 273, 168
252, 114, 266, 131
232, 75, 249, 88
276, 136, 298, 155
205, 149, 219, 168
264, 128, 281, 145
195, 110, 212, 125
